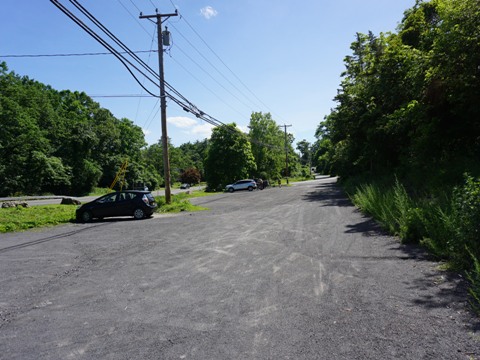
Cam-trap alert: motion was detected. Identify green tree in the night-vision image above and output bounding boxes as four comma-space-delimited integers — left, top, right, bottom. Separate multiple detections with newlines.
296, 139, 311, 166
204, 123, 256, 190
179, 139, 208, 179
0, 63, 152, 196
248, 112, 285, 180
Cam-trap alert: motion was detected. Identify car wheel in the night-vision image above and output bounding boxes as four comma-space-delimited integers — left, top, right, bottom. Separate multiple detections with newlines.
248, 186, 253, 191
133, 208, 145, 220
228, 188, 234, 193
81, 211, 93, 223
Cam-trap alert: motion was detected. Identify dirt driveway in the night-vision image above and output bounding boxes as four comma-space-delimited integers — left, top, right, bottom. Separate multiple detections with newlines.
0, 177, 478, 359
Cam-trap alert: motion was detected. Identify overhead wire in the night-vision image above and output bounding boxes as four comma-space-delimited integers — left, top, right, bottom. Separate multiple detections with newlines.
171, 42, 255, 112
143, 99, 160, 131
50, 0, 159, 98
167, 22, 264, 112
88, 94, 152, 97
138, 2, 275, 141
0, 50, 157, 58
68, 0, 159, 82
50, 0, 281, 150
117, 0, 151, 36
178, 13, 288, 122
167, 55, 249, 119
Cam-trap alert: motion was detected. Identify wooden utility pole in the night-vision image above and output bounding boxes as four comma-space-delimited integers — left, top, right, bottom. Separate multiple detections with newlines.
279, 124, 292, 184
140, 9, 177, 204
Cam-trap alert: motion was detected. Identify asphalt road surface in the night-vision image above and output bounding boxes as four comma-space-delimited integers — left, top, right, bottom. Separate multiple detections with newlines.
0, 177, 479, 359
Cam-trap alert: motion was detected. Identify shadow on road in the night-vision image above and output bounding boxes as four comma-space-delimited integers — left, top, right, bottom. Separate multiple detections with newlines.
345, 216, 386, 237
302, 180, 353, 207
303, 178, 480, 330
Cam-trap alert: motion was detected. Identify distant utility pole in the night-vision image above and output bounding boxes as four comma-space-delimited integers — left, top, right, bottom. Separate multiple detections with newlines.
279, 124, 292, 184
140, 9, 177, 204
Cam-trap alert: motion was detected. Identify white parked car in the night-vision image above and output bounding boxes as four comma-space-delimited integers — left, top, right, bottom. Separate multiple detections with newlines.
225, 179, 257, 192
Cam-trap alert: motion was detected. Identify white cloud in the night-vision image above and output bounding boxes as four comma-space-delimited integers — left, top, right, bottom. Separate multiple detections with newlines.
142, 128, 152, 136
192, 123, 214, 138
167, 116, 213, 141
200, 6, 218, 19
167, 116, 198, 128
237, 124, 249, 134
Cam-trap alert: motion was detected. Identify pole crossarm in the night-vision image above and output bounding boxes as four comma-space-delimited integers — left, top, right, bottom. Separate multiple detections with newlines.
139, 10, 178, 21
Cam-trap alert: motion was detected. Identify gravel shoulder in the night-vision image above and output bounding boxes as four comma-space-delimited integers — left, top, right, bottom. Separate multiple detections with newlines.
0, 177, 479, 359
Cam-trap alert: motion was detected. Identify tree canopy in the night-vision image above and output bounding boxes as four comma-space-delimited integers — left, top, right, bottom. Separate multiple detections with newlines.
0, 63, 155, 196
313, 0, 480, 188
1, 63, 303, 197
204, 123, 256, 190
248, 112, 286, 180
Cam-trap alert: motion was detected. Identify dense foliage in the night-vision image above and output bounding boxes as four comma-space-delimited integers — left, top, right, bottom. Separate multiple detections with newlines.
313, 0, 480, 187
204, 123, 257, 190
248, 112, 289, 180
0, 63, 212, 196
0, 62, 159, 196
0, 62, 301, 196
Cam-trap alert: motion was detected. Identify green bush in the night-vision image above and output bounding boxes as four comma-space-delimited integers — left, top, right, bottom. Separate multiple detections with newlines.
467, 250, 480, 314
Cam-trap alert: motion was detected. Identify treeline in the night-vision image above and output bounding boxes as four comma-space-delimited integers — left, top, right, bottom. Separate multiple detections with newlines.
0, 62, 309, 197
313, 0, 479, 187
0, 62, 205, 196
311, 0, 480, 307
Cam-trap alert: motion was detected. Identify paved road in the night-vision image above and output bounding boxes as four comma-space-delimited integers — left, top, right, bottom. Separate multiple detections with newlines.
0, 177, 478, 359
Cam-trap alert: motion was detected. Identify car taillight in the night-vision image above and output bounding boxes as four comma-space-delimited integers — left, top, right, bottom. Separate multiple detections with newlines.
142, 195, 149, 204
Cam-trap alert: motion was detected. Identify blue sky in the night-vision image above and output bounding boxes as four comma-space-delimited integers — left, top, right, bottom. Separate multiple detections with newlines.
1, 0, 416, 148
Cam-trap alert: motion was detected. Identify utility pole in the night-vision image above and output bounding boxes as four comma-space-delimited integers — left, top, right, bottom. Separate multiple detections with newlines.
140, 9, 177, 204
279, 124, 292, 184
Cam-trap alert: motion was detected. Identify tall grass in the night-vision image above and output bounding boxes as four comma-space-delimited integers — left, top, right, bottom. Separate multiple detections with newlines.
348, 174, 480, 312
351, 178, 425, 242
154, 193, 207, 213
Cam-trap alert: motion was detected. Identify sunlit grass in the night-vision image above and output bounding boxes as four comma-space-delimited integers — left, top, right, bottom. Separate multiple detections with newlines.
0, 205, 77, 233
154, 192, 208, 213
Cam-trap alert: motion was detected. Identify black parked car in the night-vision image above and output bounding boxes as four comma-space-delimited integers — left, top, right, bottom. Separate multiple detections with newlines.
76, 190, 157, 222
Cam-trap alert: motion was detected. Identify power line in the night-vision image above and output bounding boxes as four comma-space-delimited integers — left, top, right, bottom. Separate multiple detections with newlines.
167, 22, 264, 112
50, 0, 281, 151
68, 0, 159, 81
171, 43, 254, 112
50, 0, 160, 97
168, 55, 249, 119
88, 94, 152, 97
178, 13, 287, 122
117, 0, 151, 36
0, 50, 157, 58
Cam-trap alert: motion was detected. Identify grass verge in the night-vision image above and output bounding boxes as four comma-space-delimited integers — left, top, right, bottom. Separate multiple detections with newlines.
0, 191, 211, 233
0, 205, 77, 233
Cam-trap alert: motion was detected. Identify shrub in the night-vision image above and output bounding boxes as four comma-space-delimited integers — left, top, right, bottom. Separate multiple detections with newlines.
180, 168, 201, 185
450, 174, 480, 268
